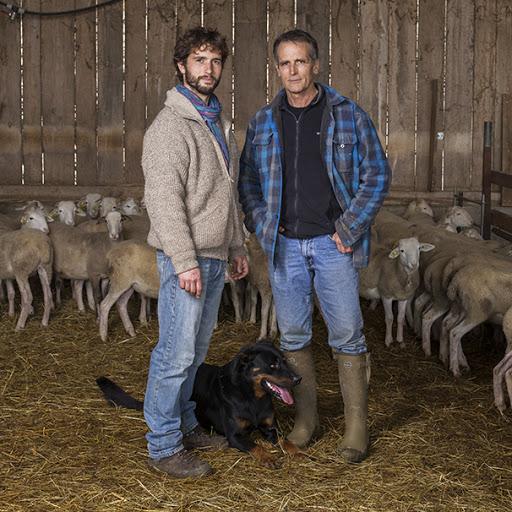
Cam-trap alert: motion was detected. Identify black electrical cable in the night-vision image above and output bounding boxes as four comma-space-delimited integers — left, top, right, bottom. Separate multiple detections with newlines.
0, 0, 123, 18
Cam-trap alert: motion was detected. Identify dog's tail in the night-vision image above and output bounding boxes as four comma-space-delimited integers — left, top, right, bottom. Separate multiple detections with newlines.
96, 377, 144, 411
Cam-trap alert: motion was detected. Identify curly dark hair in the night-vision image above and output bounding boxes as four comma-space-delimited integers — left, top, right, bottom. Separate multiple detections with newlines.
272, 29, 319, 62
174, 26, 229, 83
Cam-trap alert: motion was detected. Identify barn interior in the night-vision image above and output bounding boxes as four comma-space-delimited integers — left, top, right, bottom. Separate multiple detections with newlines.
1, 1, 512, 511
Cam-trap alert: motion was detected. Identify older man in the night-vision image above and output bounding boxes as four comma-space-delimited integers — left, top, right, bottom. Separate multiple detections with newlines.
238, 29, 390, 463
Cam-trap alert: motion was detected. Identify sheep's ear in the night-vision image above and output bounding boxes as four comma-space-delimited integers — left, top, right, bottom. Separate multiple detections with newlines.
420, 243, 435, 253
388, 247, 400, 259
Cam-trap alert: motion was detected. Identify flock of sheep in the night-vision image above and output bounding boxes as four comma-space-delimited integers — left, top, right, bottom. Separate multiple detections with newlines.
0, 195, 511, 413
366, 199, 512, 413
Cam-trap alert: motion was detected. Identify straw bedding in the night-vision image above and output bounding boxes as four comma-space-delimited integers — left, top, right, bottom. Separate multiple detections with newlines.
1, 290, 511, 511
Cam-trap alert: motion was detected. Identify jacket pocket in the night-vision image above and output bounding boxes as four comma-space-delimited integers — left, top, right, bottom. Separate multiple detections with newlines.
333, 132, 357, 172
252, 131, 273, 174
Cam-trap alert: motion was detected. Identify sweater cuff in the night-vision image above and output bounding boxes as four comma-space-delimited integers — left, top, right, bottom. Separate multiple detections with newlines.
168, 249, 199, 275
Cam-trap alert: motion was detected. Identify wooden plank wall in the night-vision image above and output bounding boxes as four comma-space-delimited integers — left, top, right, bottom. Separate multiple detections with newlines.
0, 0, 511, 198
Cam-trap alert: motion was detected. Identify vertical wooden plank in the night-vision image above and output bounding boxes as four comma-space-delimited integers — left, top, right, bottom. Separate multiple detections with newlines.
482, 122, 492, 238
75, 0, 97, 186
503, 95, 512, 186
0, 9, 21, 184
296, 0, 330, 85
234, 0, 267, 147
416, 0, 445, 192
22, 0, 42, 185
147, 1, 177, 125
204, 0, 234, 122
177, 0, 202, 38
495, 1, 512, 173
125, 0, 146, 184
387, 0, 416, 191
359, 0, 388, 144
496, 1, 512, 204
443, 0, 475, 191
331, 0, 359, 101
268, 0, 295, 101
472, 0, 497, 193
97, 0, 124, 185
41, 0, 75, 185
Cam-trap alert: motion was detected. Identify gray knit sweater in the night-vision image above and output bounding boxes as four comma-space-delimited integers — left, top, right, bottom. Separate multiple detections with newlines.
142, 88, 246, 274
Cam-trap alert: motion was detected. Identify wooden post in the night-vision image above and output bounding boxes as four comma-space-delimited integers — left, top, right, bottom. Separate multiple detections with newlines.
427, 79, 439, 192
482, 121, 492, 239
500, 94, 512, 205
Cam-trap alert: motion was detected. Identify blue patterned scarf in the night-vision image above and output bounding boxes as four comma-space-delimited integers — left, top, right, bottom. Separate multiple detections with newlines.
176, 84, 230, 169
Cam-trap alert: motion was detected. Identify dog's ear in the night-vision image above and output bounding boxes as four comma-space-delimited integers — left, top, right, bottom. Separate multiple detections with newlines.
232, 351, 253, 376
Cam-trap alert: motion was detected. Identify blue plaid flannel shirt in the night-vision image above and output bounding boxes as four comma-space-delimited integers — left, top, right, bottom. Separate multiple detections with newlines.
238, 84, 391, 268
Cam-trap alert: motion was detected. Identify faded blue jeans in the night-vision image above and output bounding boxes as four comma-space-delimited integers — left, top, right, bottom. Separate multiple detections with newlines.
144, 252, 226, 460
269, 234, 366, 355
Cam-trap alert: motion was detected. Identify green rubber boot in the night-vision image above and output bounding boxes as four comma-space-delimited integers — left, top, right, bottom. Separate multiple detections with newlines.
336, 352, 370, 463
284, 346, 320, 447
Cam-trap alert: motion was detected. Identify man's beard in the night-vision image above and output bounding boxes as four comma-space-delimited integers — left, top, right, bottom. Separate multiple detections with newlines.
184, 68, 220, 96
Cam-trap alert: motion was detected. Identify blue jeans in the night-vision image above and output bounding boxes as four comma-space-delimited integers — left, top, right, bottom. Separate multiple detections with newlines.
269, 234, 366, 355
144, 252, 226, 460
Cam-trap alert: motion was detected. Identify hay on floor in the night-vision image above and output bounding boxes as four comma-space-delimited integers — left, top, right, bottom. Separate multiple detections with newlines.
1, 291, 511, 512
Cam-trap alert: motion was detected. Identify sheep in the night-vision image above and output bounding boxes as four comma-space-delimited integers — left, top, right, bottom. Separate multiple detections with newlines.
119, 197, 143, 216
49, 211, 123, 312
444, 262, 512, 378
122, 215, 150, 241
0, 210, 53, 330
403, 199, 435, 224
417, 237, 491, 355
99, 196, 119, 217
438, 206, 475, 233
78, 193, 102, 219
98, 240, 159, 341
493, 306, 512, 412
48, 200, 86, 226
245, 234, 277, 339
359, 237, 434, 347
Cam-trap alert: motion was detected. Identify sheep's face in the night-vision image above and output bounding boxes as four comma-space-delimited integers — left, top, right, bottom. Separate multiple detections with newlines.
80, 193, 102, 218
445, 206, 473, 229
120, 198, 142, 216
416, 199, 434, 217
100, 197, 119, 218
389, 237, 435, 272
106, 211, 123, 240
462, 227, 483, 240
405, 199, 434, 218
49, 200, 77, 226
20, 210, 49, 233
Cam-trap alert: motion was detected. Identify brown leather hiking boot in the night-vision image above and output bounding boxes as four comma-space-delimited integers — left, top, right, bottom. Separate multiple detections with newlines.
183, 425, 229, 450
148, 449, 213, 478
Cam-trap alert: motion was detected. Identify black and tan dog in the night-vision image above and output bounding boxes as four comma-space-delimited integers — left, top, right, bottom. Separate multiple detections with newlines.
96, 341, 302, 467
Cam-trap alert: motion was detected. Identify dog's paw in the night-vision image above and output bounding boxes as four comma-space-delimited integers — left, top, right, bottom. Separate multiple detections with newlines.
280, 439, 306, 458
251, 446, 282, 469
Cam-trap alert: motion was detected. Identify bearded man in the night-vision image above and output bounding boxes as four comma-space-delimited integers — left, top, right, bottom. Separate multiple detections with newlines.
142, 26, 248, 478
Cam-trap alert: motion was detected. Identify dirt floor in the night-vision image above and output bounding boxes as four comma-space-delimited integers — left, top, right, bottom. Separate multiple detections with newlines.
1, 290, 511, 512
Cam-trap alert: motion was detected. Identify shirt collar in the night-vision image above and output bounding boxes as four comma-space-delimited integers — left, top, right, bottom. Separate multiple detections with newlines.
279, 83, 324, 111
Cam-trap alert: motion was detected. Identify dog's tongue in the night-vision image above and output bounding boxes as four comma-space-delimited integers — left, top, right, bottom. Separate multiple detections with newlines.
269, 383, 294, 405
279, 387, 294, 405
